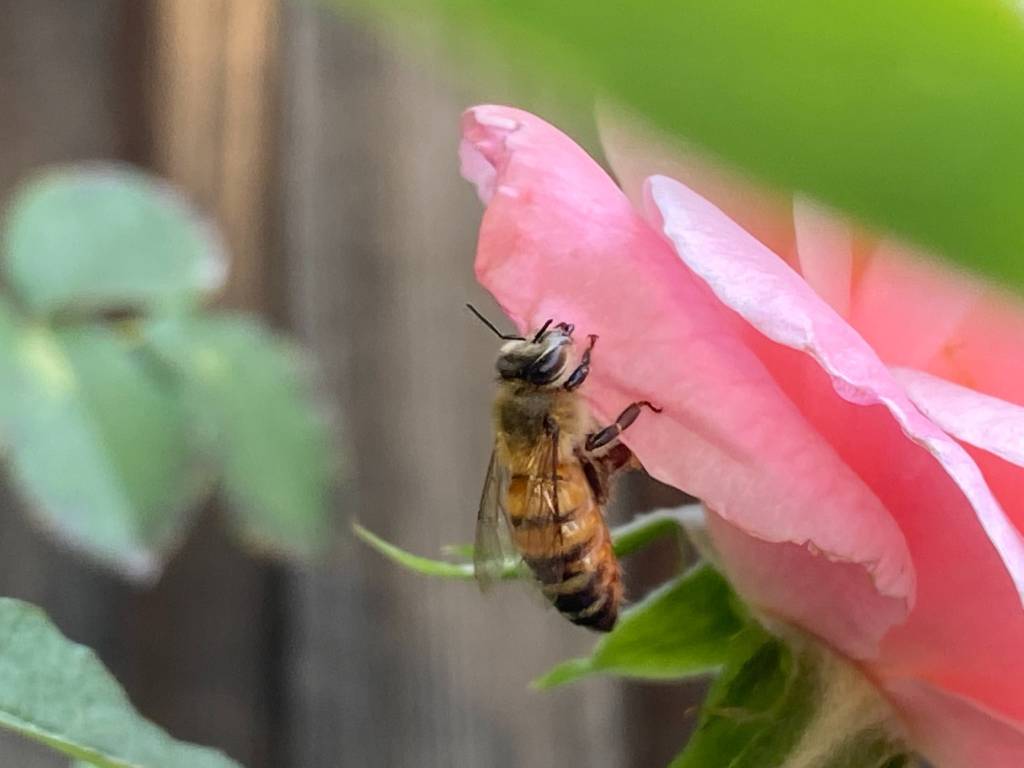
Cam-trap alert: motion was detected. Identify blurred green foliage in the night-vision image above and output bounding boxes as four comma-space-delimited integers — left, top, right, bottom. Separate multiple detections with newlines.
534, 566, 746, 689
0, 598, 240, 768
0, 165, 334, 577
5, 167, 224, 315
348, 0, 1024, 291
0, 308, 200, 577
0, 165, 337, 765
147, 316, 333, 558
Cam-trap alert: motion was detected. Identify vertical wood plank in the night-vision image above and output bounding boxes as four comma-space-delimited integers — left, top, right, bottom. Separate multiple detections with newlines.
133, 2, 284, 765
150, 0, 281, 312
0, 2, 134, 766
220, 0, 280, 310
279, 8, 629, 766
149, 0, 227, 210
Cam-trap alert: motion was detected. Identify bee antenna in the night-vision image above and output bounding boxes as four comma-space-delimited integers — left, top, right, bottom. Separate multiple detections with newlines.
466, 303, 525, 341
531, 319, 553, 343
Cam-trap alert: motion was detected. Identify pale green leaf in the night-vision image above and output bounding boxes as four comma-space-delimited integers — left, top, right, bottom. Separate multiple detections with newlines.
355, 523, 482, 579
611, 506, 700, 558
534, 565, 745, 689
3, 164, 226, 316
345, 0, 1024, 291
0, 303, 200, 579
148, 315, 333, 558
0, 598, 240, 768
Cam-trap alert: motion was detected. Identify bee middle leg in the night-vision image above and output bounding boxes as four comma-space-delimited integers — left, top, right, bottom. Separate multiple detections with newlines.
578, 444, 635, 505
585, 401, 662, 452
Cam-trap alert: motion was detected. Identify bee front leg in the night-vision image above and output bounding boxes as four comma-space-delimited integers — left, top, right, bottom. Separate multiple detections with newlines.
585, 401, 662, 452
563, 334, 598, 391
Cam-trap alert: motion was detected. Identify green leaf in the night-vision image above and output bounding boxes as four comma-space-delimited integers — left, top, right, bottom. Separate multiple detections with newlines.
347, 0, 1024, 291
611, 506, 700, 558
0, 598, 240, 767
0, 294, 22, 364
355, 504, 699, 580
3, 164, 226, 316
0, 301, 200, 579
534, 565, 746, 688
148, 315, 333, 558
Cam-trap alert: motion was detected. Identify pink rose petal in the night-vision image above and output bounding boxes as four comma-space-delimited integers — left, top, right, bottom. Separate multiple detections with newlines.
706, 510, 909, 658
893, 369, 1024, 666
941, 290, 1024, 407
644, 173, 1024, 721
792, 198, 854, 318
461, 105, 913, 660
851, 243, 985, 372
883, 679, 1024, 768
894, 368, 1024, 470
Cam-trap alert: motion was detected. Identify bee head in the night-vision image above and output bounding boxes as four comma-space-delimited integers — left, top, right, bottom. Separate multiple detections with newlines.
496, 320, 574, 386
465, 305, 577, 387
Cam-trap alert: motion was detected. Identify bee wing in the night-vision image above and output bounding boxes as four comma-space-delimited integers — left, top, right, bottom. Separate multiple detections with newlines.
516, 427, 567, 585
473, 448, 516, 592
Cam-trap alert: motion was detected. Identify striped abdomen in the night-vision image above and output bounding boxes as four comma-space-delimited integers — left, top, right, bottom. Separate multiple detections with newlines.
505, 461, 622, 631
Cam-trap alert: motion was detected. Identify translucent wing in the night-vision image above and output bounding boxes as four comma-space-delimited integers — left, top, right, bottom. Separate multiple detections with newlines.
474, 448, 515, 591
514, 426, 567, 586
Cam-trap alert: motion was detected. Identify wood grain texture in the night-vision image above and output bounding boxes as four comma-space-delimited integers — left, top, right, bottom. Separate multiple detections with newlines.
150, 0, 280, 311
140, 2, 284, 765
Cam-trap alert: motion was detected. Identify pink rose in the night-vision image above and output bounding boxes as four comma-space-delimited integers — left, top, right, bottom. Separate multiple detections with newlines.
459, 104, 1024, 767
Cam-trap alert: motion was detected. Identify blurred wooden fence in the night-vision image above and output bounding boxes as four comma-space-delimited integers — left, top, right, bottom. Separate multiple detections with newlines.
0, 2, 697, 766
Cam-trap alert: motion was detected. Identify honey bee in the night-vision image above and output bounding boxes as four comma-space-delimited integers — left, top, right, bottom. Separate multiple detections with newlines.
469, 304, 660, 631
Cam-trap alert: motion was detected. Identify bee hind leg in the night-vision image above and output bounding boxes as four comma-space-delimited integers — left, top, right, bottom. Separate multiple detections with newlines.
584, 401, 662, 452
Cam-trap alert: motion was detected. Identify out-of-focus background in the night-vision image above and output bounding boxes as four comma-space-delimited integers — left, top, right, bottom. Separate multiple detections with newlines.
0, 2, 695, 766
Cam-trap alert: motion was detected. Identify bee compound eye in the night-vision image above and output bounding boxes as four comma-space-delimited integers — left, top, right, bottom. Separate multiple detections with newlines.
528, 347, 565, 383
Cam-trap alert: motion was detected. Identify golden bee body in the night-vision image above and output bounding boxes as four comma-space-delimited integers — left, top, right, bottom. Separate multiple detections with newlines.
471, 308, 657, 632
493, 386, 622, 631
